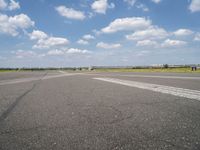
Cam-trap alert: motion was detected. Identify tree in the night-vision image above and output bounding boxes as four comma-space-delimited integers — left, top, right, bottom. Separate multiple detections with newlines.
163, 64, 169, 68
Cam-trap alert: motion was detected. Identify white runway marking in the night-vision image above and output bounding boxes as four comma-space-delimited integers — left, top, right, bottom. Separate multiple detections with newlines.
83, 73, 200, 80
117, 75, 200, 80
94, 78, 200, 101
58, 70, 66, 74
0, 73, 83, 86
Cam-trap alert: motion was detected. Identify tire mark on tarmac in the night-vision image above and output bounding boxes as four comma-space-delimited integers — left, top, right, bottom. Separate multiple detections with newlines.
0, 73, 47, 123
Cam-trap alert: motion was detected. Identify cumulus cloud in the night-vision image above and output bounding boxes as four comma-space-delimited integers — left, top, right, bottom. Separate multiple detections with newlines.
162, 39, 187, 47
124, 0, 137, 6
77, 34, 95, 45
33, 37, 69, 49
55, 6, 86, 20
47, 49, 64, 56
8, 0, 20, 10
82, 34, 95, 40
126, 26, 168, 41
152, 0, 161, 4
29, 30, 48, 40
136, 40, 158, 47
0, 0, 20, 10
91, 0, 115, 14
136, 3, 149, 12
194, 33, 200, 41
29, 30, 69, 49
47, 48, 91, 56
9, 14, 34, 28
0, 0, 7, 9
67, 48, 91, 54
14, 50, 37, 58
0, 13, 34, 36
189, 0, 200, 12
101, 17, 151, 33
96, 42, 121, 49
173, 29, 193, 36
77, 39, 89, 45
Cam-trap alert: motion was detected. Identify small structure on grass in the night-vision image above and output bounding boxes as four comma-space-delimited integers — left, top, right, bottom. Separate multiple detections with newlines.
191, 66, 197, 71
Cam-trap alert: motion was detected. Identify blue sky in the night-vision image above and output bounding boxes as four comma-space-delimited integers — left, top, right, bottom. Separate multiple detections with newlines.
0, 0, 200, 67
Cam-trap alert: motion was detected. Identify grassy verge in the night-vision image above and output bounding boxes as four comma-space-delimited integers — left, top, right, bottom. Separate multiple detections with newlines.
94, 68, 200, 73
0, 70, 17, 73
0, 67, 200, 73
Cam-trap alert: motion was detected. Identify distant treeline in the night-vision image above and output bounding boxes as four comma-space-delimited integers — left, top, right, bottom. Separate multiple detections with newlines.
92, 65, 193, 69
0, 68, 78, 71
0, 64, 199, 71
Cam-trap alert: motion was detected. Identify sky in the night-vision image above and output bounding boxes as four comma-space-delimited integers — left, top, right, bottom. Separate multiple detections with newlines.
0, 0, 200, 67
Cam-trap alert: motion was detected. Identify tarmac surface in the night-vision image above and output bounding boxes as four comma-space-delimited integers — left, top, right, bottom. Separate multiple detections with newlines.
0, 71, 200, 150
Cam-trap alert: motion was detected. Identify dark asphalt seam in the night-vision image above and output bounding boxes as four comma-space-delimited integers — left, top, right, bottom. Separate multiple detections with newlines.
0, 83, 37, 123
0, 72, 48, 123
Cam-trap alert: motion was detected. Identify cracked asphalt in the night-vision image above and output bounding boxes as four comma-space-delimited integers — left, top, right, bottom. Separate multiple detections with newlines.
0, 71, 200, 150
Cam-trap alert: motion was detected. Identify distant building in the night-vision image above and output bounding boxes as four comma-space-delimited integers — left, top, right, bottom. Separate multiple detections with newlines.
88, 66, 93, 71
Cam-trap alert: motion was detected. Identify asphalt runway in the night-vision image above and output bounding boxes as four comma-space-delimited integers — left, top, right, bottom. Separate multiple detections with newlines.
0, 71, 200, 150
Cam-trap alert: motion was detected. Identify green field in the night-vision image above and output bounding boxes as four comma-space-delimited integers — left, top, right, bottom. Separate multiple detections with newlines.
94, 67, 200, 73
0, 70, 17, 73
0, 67, 200, 73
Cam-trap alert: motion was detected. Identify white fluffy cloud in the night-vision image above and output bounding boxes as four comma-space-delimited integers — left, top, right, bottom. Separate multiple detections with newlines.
47, 48, 91, 56
0, 0, 7, 9
8, 0, 20, 10
91, 0, 115, 14
47, 49, 64, 56
101, 17, 151, 33
152, 0, 161, 4
77, 39, 89, 45
136, 4, 149, 12
67, 48, 91, 54
34, 37, 69, 49
124, 0, 137, 6
96, 42, 121, 49
173, 29, 193, 36
77, 34, 95, 45
0, 13, 34, 36
82, 34, 95, 40
136, 40, 158, 47
14, 50, 37, 58
194, 33, 200, 41
9, 14, 34, 28
162, 39, 187, 47
29, 30, 48, 40
189, 0, 200, 12
55, 6, 86, 20
0, 0, 20, 10
126, 26, 168, 41
29, 30, 69, 49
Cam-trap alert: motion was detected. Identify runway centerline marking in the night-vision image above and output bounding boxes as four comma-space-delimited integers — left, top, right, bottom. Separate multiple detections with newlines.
94, 77, 200, 101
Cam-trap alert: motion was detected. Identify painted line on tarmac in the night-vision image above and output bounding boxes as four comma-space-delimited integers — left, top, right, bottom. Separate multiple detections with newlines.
82, 73, 200, 80
58, 70, 66, 74
0, 73, 83, 86
94, 78, 200, 101
117, 75, 200, 80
